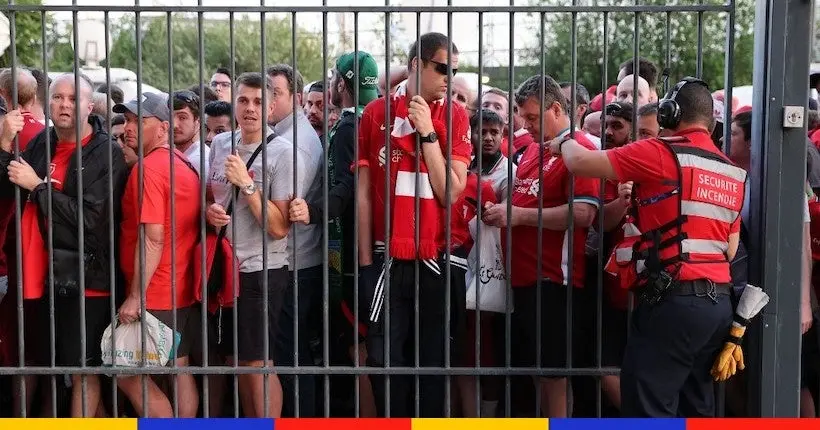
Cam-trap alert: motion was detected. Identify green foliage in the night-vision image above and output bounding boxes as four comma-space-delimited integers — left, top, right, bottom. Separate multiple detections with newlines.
518, 0, 756, 95
105, 14, 326, 92
0, 0, 48, 69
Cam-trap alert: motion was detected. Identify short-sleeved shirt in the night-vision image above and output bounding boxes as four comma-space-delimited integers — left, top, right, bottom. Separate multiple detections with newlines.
272, 112, 324, 271
505, 130, 601, 288
120, 146, 201, 311
183, 139, 211, 179
606, 129, 742, 283
208, 130, 301, 272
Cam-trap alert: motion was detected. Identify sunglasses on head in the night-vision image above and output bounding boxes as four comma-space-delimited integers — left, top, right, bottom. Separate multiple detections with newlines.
428, 60, 458, 76
605, 103, 624, 115
174, 90, 197, 104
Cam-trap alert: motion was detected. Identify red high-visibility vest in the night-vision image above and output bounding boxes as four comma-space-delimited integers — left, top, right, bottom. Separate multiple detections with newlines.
608, 135, 747, 287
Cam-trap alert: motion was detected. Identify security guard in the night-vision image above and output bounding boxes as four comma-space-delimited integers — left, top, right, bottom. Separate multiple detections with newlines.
550, 77, 747, 417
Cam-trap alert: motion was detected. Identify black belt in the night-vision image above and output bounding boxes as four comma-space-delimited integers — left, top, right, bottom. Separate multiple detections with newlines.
670, 279, 731, 298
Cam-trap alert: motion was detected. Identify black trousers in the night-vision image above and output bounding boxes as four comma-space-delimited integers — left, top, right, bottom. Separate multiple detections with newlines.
366, 257, 467, 417
620, 284, 732, 417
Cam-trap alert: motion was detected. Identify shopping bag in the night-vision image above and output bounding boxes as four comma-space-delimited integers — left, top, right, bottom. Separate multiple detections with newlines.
465, 217, 511, 313
101, 312, 181, 367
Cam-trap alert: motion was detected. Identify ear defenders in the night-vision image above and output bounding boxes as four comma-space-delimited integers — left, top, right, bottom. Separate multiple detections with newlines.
657, 76, 709, 130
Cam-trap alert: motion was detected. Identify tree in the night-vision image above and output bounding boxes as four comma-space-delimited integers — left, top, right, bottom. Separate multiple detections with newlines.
106, 13, 326, 92
0, 0, 48, 69
521, 0, 756, 96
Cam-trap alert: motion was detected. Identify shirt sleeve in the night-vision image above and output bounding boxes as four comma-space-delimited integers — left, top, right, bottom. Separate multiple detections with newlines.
450, 108, 473, 166
605, 139, 671, 184
355, 106, 373, 170
139, 165, 167, 225
571, 174, 602, 208
730, 217, 741, 234
270, 142, 300, 201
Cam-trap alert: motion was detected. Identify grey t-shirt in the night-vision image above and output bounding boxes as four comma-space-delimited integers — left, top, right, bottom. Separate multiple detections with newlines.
208, 130, 304, 272
272, 111, 324, 271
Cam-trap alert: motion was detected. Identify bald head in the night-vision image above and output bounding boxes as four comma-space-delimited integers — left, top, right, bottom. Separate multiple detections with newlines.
50, 73, 95, 102
0, 68, 38, 108
616, 74, 652, 107
49, 73, 95, 132
583, 111, 603, 138
450, 75, 475, 110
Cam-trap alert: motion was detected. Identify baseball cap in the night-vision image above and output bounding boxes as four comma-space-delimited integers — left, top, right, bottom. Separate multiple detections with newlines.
113, 92, 171, 122
335, 51, 379, 105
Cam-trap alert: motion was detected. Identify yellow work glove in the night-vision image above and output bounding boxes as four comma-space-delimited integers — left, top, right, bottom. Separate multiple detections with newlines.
710, 325, 746, 382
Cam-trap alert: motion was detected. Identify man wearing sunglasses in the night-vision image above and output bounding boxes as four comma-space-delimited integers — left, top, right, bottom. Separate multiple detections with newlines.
356, 32, 472, 417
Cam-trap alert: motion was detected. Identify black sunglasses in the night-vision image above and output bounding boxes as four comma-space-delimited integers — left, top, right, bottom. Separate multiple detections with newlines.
428, 60, 458, 76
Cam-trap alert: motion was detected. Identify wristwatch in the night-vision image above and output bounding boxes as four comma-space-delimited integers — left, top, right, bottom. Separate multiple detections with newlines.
418, 131, 438, 144
241, 182, 257, 196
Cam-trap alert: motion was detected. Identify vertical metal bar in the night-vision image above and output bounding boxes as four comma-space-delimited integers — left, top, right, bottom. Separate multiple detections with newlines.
504, 2, 514, 418
749, 0, 810, 417
321, 2, 331, 418
229, 10, 241, 418
665, 12, 671, 95
352, 10, 361, 419
383, 0, 392, 417
260, 5, 271, 419
595, 11, 610, 419
571, 0, 580, 404
722, 0, 736, 157
696, 0, 704, 79
41, 9, 58, 418
565, 2, 578, 416
535, 10, 545, 417
196, 3, 210, 418
9, 1, 27, 414
322, 0, 332, 418
413, 12, 421, 418
287, 9, 298, 418
134, 0, 150, 415
103, 9, 119, 418
413, 11, 421, 417
444, 4, 454, 418
166, 11, 179, 419
70, 4, 88, 416
474, 10, 484, 418
631, 9, 640, 143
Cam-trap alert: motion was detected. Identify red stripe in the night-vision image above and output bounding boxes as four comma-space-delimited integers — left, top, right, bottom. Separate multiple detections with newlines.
341, 300, 368, 337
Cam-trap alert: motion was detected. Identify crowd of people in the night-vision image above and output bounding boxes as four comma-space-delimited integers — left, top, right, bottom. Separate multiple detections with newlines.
0, 30, 817, 420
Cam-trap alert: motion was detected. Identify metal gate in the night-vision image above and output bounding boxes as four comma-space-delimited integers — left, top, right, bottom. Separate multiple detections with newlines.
0, 0, 812, 419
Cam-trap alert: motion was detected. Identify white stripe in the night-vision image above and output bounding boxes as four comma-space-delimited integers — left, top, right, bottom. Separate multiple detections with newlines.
681, 201, 739, 223
448, 255, 469, 268
573, 196, 601, 209
682, 238, 728, 254
676, 153, 747, 182
395, 171, 435, 200
560, 229, 570, 285
423, 259, 442, 276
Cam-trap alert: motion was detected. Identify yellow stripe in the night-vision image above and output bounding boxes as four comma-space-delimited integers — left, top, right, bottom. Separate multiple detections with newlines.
412, 418, 548, 430
0, 419, 138, 430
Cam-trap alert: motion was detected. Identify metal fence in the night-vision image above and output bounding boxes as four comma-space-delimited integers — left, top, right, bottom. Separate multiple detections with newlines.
0, 0, 812, 419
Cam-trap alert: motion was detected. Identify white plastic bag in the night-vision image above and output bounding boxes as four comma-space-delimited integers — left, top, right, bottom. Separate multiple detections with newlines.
101, 312, 181, 367
465, 217, 512, 313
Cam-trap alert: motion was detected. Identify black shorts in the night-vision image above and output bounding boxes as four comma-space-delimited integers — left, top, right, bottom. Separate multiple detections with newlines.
601, 305, 629, 368
511, 282, 594, 370
151, 306, 201, 361
220, 267, 288, 362
25, 296, 112, 367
